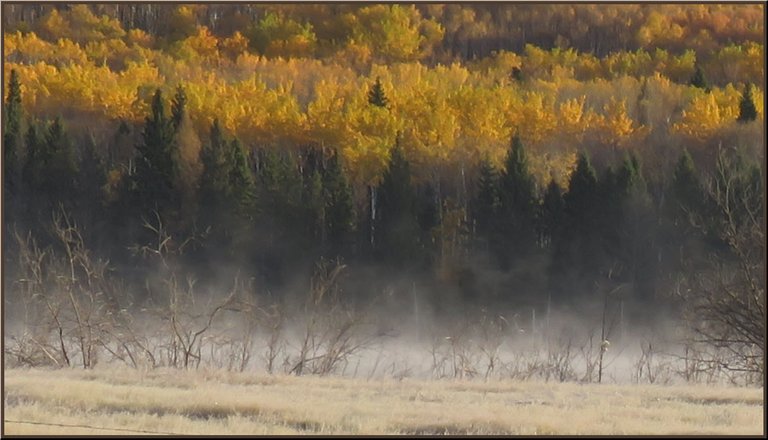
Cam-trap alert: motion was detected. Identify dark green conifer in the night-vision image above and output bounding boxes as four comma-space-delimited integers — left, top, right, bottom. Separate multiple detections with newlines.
323, 151, 356, 251
4, 69, 23, 200
737, 83, 757, 123
496, 134, 537, 266
367, 76, 389, 108
689, 65, 708, 91
473, 156, 499, 241
538, 179, 564, 249
376, 141, 420, 265
134, 89, 179, 213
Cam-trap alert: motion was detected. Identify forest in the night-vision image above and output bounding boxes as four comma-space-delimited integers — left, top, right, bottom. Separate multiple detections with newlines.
1, 4, 764, 384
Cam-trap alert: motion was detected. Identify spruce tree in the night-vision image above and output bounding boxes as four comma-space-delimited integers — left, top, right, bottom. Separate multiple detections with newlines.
199, 119, 229, 208
255, 148, 303, 236
199, 121, 255, 229
496, 134, 537, 266
134, 89, 179, 215
737, 83, 757, 123
22, 122, 43, 191
78, 135, 108, 208
4, 69, 22, 139
659, 149, 706, 272
4, 69, 22, 198
538, 179, 564, 249
73, 135, 109, 245
550, 152, 601, 300
323, 151, 356, 252
564, 153, 599, 224
417, 183, 440, 238
376, 141, 420, 266
689, 65, 708, 91
416, 182, 440, 266
612, 154, 655, 300
226, 138, 256, 216
472, 157, 499, 245
367, 76, 389, 108
670, 149, 701, 221
43, 117, 78, 203
304, 168, 326, 245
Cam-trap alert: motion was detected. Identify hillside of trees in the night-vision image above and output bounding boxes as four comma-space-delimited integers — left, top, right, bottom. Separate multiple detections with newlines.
2, 4, 764, 380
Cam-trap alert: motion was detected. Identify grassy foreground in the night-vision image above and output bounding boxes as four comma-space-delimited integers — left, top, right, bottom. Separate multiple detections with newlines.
2, 367, 764, 435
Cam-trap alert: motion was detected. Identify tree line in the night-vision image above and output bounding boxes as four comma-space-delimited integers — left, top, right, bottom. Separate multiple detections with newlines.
3, 4, 763, 62
4, 69, 762, 318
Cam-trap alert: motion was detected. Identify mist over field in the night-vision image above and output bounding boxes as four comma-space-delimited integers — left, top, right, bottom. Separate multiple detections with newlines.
2, 3, 765, 436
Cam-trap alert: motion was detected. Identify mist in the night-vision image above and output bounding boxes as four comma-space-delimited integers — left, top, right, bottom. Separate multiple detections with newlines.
3, 3, 764, 390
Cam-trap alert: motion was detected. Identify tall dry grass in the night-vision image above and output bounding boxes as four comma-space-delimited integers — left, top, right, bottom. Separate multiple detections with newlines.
3, 367, 763, 435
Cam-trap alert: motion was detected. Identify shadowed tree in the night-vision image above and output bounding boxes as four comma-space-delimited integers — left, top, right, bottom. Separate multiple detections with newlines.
376, 141, 420, 267
4, 69, 23, 204
133, 89, 179, 218
42, 117, 78, 205
198, 120, 256, 256
549, 152, 602, 301
496, 134, 537, 268
737, 83, 757, 123
689, 65, 708, 91
472, 156, 499, 252
538, 178, 564, 250
323, 151, 356, 254
367, 76, 389, 108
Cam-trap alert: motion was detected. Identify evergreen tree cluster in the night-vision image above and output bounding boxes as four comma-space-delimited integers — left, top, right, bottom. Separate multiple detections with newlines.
3, 70, 763, 313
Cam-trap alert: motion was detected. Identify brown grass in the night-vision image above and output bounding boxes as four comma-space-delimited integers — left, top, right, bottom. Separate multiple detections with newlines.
3, 367, 764, 435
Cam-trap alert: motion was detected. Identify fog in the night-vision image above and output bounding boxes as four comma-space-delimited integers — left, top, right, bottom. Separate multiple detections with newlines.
4, 247, 746, 387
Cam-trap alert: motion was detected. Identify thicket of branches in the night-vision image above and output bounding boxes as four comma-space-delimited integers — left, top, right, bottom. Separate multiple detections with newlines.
2, 4, 764, 384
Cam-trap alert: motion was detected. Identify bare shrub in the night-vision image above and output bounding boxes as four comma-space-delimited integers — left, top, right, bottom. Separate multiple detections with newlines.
678, 148, 764, 385
5, 209, 124, 369
633, 340, 673, 385
543, 336, 577, 383
286, 258, 378, 376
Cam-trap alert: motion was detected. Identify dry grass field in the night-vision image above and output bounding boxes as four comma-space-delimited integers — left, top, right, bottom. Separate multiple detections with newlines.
2, 367, 764, 435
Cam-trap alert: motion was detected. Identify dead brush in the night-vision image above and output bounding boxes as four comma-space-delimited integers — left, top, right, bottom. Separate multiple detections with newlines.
286, 257, 378, 376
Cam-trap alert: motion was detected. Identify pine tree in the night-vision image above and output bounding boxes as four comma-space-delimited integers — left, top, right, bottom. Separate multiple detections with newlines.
4, 69, 22, 138
496, 134, 537, 267
657, 149, 706, 277
737, 83, 757, 123
74, 134, 109, 244
78, 134, 108, 207
670, 149, 701, 220
550, 152, 601, 300
304, 168, 326, 244
472, 157, 499, 244
689, 65, 708, 91
134, 89, 179, 214
367, 76, 389, 108
609, 154, 656, 300
199, 121, 255, 225
43, 117, 78, 202
199, 119, 229, 208
416, 182, 440, 266
323, 151, 356, 252
538, 178, 564, 249
4, 69, 23, 198
564, 153, 599, 223
227, 138, 256, 214
376, 141, 420, 266
255, 148, 303, 234
22, 122, 43, 191
417, 183, 440, 238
